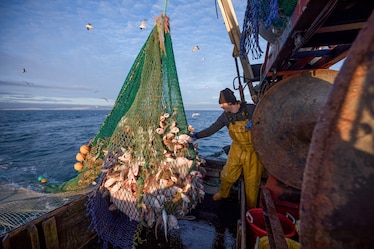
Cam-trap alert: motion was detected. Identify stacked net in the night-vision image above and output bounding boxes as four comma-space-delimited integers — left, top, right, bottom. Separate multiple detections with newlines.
70, 15, 205, 248
0, 185, 92, 236
240, 0, 297, 60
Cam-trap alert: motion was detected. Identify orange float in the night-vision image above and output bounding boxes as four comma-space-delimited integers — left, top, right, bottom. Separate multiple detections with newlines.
79, 145, 90, 154
74, 162, 84, 171
76, 152, 86, 162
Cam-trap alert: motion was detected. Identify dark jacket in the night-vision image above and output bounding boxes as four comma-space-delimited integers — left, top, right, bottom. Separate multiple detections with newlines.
195, 102, 255, 139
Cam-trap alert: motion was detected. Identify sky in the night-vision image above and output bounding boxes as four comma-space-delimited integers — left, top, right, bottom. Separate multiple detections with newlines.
0, 0, 342, 111
0, 0, 263, 110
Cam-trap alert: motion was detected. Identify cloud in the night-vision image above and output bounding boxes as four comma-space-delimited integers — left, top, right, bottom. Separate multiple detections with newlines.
0, 80, 94, 91
0, 0, 255, 110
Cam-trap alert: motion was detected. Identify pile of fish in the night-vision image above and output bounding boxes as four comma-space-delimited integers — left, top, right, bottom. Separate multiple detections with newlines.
98, 113, 206, 240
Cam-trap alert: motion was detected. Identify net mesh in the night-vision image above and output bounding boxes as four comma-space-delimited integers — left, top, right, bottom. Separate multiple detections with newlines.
0, 185, 92, 236
0, 15, 205, 245
240, 0, 297, 60
81, 15, 204, 248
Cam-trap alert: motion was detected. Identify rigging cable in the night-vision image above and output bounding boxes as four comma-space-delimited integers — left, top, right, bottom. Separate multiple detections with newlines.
234, 57, 245, 102
163, 0, 168, 15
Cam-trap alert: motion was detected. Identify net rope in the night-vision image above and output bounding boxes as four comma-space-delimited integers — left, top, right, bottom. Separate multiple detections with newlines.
240, 0, 297, 60
0, 15, 205, 247
81, 14, 205, 248
0, 184, 92, 236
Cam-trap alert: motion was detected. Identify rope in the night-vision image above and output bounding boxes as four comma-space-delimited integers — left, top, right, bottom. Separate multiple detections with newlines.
240, 0, 297, 60
234, 57, 245, 102
163, 0, 168, 15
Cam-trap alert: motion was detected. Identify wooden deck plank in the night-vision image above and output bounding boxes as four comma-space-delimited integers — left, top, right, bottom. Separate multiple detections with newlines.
0, 194, 97, 249
42, 217, 60, 249
1, 234, 10, 249
27, 224, 40, 249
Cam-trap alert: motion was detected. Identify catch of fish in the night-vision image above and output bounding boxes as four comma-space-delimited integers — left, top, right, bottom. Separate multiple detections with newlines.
97, 112, 206, 240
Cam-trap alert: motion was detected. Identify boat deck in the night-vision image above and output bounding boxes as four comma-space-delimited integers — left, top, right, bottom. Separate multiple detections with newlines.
82, 189, 241, 249
1, 158, 244, 249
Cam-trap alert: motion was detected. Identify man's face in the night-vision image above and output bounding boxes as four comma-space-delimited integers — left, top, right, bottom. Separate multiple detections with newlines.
220, 102, 233, 112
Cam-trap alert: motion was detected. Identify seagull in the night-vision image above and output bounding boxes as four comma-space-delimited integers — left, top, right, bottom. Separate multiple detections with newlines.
192, 45, 200, 52
22, 68, 26, 73
139, 19, 146, 30
101, 97, 108, 102
86, 23, 93, 30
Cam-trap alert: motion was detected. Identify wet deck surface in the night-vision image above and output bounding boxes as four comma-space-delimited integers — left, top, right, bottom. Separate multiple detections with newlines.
137, 193, 240, 249
85, 193, 240, 249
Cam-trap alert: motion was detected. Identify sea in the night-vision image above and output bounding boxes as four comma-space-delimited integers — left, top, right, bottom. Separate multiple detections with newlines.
0, 110, 235, 243
0, 110, 230, 193
0, 110, 233, 237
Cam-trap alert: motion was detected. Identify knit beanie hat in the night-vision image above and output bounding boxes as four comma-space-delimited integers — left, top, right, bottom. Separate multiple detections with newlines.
219, 88, 237, 104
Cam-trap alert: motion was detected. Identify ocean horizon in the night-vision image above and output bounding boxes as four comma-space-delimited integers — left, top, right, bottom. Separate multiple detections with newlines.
0, 109, 230, 192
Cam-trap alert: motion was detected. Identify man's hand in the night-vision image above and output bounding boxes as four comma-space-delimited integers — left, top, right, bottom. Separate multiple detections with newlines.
187, 133, 197, 143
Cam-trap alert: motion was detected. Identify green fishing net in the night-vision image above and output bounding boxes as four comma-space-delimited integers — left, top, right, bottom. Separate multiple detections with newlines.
57, 15, 206, 247
59, 15, 200, 192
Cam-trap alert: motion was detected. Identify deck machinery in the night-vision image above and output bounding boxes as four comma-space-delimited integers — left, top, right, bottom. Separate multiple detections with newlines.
218, 1, 374, 248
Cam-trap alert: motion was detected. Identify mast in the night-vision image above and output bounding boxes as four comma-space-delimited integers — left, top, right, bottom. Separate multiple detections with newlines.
217, 0, 258, 103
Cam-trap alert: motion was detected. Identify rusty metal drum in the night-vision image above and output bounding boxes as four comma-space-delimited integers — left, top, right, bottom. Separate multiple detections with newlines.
252, 69, 338, 189
300, 16, 374, 248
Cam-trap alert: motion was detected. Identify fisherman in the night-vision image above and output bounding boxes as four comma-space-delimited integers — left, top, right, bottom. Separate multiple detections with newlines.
191, 88, 264, 209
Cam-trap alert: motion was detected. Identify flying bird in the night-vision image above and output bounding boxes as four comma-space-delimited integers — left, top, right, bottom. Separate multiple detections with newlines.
101, 97, 108, 102
24, 81, 33, 86
192, 45, 200, 52
86, 23, 93, 30
22, 68, 26, 73
139, 19, 146, 30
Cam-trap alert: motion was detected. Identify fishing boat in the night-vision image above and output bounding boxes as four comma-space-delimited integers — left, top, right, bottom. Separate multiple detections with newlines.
1, 0, 373, 248
1, 157, 240, 249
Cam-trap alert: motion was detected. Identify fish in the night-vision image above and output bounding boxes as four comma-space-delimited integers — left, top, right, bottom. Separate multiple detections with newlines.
110, 181, 123, 193
147, 208, 155, 227
170, 127, 180, 134
177, 134, 193, 144
159, 179, 168, 189
118, 151, 132, 162
156, 128, 165, 134
104, 177, 117, 188
143, 194, 161, 210
159, 121, 168, 129
168, 214, 179, 230
162, 209, 168, 242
